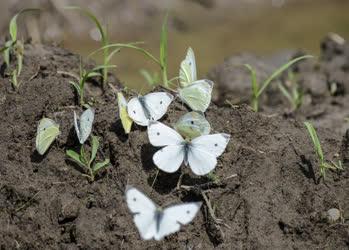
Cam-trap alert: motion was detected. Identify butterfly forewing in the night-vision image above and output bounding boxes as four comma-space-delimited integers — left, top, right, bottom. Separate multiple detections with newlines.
127, 97, 149, 126
148, 121, 184, 147
155, 202, 202, 240
191, 133, 230, 157
126, 186, 158, 240
142, 92, 173, 121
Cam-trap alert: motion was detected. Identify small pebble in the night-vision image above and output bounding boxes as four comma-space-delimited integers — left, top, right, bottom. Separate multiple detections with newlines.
326, 208, 341, 223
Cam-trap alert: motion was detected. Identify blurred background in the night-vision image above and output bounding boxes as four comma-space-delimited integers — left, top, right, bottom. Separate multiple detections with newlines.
0, 0, 348, 89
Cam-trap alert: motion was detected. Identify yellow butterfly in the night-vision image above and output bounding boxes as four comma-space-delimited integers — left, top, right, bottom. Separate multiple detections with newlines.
117, 92, 133, 134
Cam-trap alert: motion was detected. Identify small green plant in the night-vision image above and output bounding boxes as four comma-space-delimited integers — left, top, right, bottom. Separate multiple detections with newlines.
98, 13, 177, 89
65, 6, 113, 88
66, 135, 110, 181
244, 55, 313, 112
140, 69, 160, 86
304, 122, 343, 179
61, 58, 115, 107
278, 70, 303, 110
1, 9, 39, 89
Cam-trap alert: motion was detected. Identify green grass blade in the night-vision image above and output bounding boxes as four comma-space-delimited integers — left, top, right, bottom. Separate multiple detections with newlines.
258, 55, 313, 97
160, 13, 168, 86
243, 64, 258, 96
64, 6, 106, 44
106, 48, 121, 64
95, 43, 161, 66
278, 83, 294, 107
304, 121, 324, 162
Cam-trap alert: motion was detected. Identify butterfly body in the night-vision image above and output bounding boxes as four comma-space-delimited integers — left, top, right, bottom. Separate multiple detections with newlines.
126, 186, 201, 241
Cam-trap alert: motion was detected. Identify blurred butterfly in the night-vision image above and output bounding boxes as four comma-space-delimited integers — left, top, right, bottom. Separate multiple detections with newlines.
74, 107, 94, 144
148, 121, 230, 176
117, 92, 133, 134
126, 186, 202, 241
174, 111, 211, 140
127, 92, 174, 126
36, 118, 60, 155
178, 47, 213, 112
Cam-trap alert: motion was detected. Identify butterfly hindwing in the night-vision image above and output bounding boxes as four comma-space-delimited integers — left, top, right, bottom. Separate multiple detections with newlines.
153, 145, 185, 173
36, 118, 60, 155
179, 79, 213, 112
127, 97, 149, 126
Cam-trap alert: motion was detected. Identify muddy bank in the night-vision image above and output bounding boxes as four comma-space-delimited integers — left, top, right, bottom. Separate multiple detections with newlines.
0, 43, 348, 249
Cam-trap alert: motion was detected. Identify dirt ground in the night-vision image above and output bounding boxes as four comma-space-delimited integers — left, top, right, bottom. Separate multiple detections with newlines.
0, 38, 348, 249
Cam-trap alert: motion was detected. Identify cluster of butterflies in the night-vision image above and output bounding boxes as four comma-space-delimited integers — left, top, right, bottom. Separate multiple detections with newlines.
34, 48, 231, 241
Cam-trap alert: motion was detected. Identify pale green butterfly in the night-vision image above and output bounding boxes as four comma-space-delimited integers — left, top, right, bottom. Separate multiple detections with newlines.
36, 118, 60, 155
178, 48, 214, 112
74, 107, 95, 144
174, 111, 211, 140
179, 47, 197, 88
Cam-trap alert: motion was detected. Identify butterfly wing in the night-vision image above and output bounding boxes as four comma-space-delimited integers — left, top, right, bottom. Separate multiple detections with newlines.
35, 118, 60, 155
148, 121, 184, 146
127, 97, 149, 126
76, 108, 95, 144
179, 79, 213, 112
148, 121, 185, 173
143, 92, 174, 122
126, 186, 158, 240
153, 145, 185, 173
174, 111, 211, 140
187, 133, 230, 175
117, 92, 133, 133
155, 202, 202, 240
179, 47, 197, 87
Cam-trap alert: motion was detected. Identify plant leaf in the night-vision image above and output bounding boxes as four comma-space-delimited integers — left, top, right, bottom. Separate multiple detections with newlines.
90, 135, 99, 164
106, 48, 121, 64
9, 9, 40, 41
243, 64, 258, 96
66, 149, 85, 166
69, 81, 81, 95
92, 159, 110, 173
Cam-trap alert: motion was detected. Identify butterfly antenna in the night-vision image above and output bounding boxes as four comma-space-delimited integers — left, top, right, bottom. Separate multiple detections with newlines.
150, 169, 160, 193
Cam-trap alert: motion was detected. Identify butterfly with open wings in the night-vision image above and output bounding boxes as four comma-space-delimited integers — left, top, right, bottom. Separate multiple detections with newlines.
126, 186, 202, 241
148, 121, 230, 176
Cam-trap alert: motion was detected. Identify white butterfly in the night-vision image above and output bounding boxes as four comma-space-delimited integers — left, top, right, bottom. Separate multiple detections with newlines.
148, 121, 230, 176
127, 92, 174, 126
126, 186, 202, 241
74, 107, 95, 144
178, 48, 213, 112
